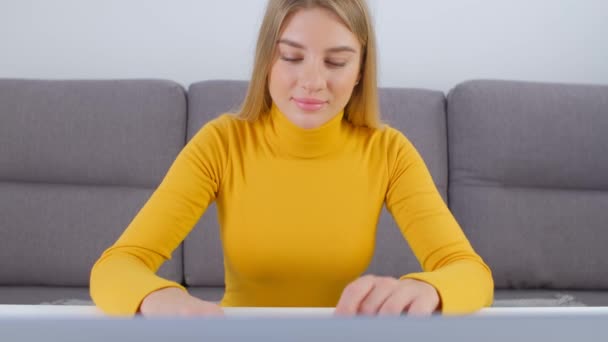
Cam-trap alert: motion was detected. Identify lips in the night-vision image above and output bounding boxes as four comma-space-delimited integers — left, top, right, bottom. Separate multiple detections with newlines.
292, 97, 327, 112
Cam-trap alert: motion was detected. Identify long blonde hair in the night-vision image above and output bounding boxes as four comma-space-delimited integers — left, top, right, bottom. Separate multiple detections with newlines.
237, 0, 381, 128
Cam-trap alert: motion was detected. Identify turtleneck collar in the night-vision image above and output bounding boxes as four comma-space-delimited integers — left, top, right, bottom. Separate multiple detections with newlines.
266, 103, 347, 159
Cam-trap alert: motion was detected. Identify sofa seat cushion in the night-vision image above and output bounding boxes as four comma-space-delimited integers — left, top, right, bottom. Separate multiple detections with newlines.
0, 286, 92, 305
494, 289, 608, 307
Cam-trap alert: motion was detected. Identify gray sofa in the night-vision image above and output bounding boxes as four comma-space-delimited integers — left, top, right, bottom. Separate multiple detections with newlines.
1, 78, 607, 307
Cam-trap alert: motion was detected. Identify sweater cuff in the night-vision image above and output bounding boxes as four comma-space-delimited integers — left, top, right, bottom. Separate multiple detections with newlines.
104, 279, 186, 317
132, 281, 187, 315
399, 269, 492, 315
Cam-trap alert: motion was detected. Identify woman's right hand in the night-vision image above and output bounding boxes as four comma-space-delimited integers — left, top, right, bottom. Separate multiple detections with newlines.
139, 287, 224, 317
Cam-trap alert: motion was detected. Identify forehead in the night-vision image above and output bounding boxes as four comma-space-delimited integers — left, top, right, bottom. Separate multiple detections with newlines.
278, 7, 360, 50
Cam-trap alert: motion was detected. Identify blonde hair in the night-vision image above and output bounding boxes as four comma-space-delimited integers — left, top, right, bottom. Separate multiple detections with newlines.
237, 0, 381, 128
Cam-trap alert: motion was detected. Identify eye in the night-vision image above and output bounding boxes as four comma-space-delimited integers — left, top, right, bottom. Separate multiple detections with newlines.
280, 56, 303, 63
325, 60, 346, 68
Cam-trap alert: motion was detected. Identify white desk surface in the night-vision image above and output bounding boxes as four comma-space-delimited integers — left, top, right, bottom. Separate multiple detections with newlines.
1, 304, 608, 318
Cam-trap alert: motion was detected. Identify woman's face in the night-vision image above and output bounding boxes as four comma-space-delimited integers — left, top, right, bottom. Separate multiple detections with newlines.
268, 7, 362, 129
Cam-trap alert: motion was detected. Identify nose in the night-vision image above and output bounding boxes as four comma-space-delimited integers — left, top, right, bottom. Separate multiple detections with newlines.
299, 60, 326, 93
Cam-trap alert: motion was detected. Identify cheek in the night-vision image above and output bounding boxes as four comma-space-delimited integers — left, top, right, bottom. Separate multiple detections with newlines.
330, 63, 359, 84
328, 71, 358, 98
269, 65, 286, 100
270, 63, 296, 89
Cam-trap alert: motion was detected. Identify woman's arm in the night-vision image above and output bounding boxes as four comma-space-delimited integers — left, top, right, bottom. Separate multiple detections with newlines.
90, 117, 230, 316
384, 128, 494, 314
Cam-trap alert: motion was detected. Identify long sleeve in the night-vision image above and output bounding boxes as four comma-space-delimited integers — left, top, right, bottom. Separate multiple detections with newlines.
90, 117, 230, 316
384, 128, 494, 314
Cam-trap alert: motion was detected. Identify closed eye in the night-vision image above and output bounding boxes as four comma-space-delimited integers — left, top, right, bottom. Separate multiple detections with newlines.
280, 56, 303, 63
325, 60, 346, 68
280, 56, 346, 68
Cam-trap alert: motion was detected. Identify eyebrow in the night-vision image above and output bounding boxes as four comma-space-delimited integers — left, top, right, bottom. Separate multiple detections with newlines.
277, 39, 357, 54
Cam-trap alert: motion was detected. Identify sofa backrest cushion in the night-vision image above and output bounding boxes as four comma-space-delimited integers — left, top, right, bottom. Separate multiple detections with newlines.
0, 79, 185, 285
447, 80, 608, 289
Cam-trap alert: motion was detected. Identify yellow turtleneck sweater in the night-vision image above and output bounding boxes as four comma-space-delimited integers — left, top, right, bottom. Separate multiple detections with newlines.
90, 104, 493, 315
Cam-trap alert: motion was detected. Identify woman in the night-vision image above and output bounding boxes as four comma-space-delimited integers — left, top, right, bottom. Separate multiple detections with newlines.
90, 0, 494, 317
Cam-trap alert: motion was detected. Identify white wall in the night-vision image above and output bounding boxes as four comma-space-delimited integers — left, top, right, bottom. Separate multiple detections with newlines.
1, 0, 606, 92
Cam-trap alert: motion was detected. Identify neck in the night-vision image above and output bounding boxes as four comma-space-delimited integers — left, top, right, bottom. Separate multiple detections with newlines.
266, 103, 347, 159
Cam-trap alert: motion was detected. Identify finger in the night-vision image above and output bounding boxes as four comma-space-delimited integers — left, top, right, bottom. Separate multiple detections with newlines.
178, 306, 222, 317
206, 303, 225, 316
178, 301, 224, 317
377, 287, 417, 316
335, 275, 376, 316
202, 302, 225, 316
406, 296, 437, 317
358, 277, 399, 315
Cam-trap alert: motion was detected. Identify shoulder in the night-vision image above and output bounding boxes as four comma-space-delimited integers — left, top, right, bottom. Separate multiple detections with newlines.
348, 122, 413, 152
355, 124, 419, 175
190, 113, 250, 143
382, 125, 414, 151
199, 113, 246, 133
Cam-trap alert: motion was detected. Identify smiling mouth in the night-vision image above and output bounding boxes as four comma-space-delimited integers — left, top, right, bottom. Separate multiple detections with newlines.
292, 98, 327, 112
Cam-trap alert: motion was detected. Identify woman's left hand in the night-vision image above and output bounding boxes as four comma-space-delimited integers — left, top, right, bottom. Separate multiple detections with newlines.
334, 275, 440, 316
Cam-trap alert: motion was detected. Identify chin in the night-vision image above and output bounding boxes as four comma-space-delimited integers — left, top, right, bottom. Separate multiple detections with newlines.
294, 118, 320, 130
287, 112, 318, 129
